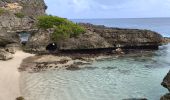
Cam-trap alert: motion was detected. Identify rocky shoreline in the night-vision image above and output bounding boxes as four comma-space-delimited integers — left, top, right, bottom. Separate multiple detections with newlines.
0, 0, 170, 100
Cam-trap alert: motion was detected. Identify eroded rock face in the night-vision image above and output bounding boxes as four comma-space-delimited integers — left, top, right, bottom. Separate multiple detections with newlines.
25, 29, 52, 52
0, 28, 20, 46
26, 23, 163, 53
0, 0, 46, 54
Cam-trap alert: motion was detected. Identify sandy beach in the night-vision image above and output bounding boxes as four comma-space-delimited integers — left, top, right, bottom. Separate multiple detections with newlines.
0, 51, 34, 100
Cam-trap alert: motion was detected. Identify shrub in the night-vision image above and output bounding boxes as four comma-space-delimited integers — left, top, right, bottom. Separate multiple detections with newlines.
51, 25, 71, 41
37, 15, 68, 29
15, 13, 25, 18
37, 15, 85, 41
16, 96, 25, 100
0, 8, 5, 15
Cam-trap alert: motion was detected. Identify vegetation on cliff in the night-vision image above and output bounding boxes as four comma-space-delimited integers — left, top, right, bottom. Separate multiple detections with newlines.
14, 12, 25, 18
37, 15, 85, 41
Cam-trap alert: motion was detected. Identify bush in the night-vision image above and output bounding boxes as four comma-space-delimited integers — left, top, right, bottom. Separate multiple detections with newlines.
16, 96, 25, 100
37, 15, 68, 29
15, 13, 25, 18
37, 15, 85, 41
0, 8, 5, 15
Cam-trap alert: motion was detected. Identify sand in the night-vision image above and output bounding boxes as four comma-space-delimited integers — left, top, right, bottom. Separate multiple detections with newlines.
0, 51, 34, 100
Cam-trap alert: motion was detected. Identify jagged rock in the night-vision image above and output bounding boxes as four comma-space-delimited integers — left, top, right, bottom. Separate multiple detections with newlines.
161, 71, 170, 91
161, 71, 170, 100
161, 93, 170, 100
0, 49, 13, 60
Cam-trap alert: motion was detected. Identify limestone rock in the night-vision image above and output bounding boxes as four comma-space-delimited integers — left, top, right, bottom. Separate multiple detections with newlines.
5, 43, 21, 54
26, 23, 163, 53
0, 49, 13, 60
161, 71, 170, 91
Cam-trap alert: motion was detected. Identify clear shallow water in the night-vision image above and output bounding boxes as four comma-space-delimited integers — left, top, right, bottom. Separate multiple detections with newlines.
20, 44, 170, 100
72, 18, 170, 37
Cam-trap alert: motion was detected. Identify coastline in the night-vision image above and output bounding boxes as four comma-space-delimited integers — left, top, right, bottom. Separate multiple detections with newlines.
0, 51, 34, 100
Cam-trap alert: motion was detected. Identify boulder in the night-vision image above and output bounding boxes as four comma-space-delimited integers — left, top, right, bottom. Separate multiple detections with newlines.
5, 43, 21, 54
0, 49, 13, 60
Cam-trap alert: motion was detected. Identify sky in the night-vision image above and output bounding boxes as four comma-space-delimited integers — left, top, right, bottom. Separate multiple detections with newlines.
45, 0, 170, 19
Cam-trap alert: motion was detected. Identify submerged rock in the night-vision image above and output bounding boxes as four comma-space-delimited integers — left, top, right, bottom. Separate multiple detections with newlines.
19, 55, 93, 72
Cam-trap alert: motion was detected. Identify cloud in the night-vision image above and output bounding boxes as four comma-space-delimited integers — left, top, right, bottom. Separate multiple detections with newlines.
45, 0, 170, 18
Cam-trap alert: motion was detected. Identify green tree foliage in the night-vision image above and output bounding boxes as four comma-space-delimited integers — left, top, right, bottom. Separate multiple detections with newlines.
37, 15, 85, 41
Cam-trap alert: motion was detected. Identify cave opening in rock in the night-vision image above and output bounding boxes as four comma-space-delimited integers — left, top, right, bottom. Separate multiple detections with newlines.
18, 32, 31, 45
46, 43, 58, 52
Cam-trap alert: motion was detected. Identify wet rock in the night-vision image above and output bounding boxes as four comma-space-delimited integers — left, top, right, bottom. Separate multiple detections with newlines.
161, 71, 170, 100
0, 49, 13, 60
161, 71, 170, 91
161, 93, 170, 100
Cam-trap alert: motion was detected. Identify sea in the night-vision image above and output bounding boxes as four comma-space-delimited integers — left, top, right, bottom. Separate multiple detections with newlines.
20, 18, 170, 100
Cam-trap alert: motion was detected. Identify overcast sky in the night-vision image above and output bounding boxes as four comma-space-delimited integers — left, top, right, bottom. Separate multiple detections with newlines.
45, 0, 170, 19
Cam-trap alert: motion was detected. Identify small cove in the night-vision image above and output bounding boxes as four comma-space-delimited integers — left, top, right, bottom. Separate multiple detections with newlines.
20, 44, 170, 100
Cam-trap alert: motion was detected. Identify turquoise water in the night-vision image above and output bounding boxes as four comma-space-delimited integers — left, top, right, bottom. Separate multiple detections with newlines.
20, 44, 170, 100
72, 18, 170, 37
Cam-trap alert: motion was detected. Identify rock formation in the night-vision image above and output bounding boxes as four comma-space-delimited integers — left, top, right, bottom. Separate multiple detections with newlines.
163, 37, 170, 44
0, 49, 13, 60
26, 23, 163, 53
0, 0, 46, 60
161, 71, 170, 100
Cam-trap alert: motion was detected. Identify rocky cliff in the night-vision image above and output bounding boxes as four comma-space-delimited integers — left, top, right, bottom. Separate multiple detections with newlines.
26, 23, 163, 53
0, 0, 46, 60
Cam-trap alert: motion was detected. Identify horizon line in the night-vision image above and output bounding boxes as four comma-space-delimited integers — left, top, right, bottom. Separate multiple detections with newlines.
70, 17, 170, 20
